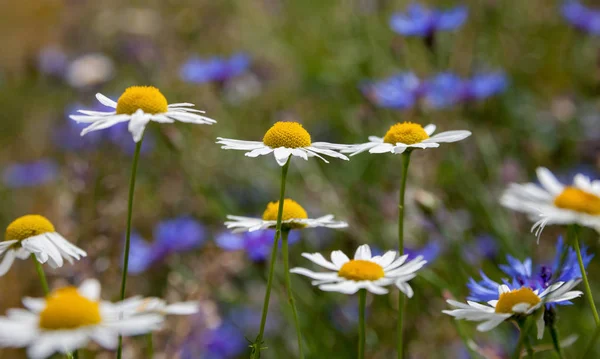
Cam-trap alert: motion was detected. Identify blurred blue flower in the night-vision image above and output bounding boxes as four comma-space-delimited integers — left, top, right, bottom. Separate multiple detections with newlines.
390, 3, 468, 37
463, 234, 499, 264
37, 46, 68, 77
466, 72, 508, 101
180, 53, 250, 84
361, 72, 421, 109
562, 1, 600, 35
2, 160, 59, 188
127, 217, 206, 274
216, 230, 300, 262
180, 320, 247, 359
422, 72, 507, 109
405, 240, 442, 263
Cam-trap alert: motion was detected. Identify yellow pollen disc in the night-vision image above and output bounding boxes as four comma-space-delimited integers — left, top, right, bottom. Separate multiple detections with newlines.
383, 122, 429, 145
262, 122, 312, 149
494, 287, 541, 314
39, 287, 102, 330
338, 260, 385, 281
6, 215, 55, 241
262, 199, 308, 229
554, 187, 600, 215
116, 86, 168, 115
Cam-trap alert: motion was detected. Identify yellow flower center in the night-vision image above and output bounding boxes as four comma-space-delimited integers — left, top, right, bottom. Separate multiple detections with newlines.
338, 260, 385, 281
554, 187, 600, 215
495, 287, 541, 314
6, 215, 55, 241
383, 122, 429, 145
115, 86, 168, 115
262, 199, 308, 229
262, 122, 312, 149
39, 287, 102, 330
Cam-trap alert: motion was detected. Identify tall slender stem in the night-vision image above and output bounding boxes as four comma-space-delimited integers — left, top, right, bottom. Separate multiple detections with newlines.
358, 289, 367, 359
251, 156, 291, 359
512, 319, 533, 359
117, 139, 143, 359
548, 323, 563, 359
524, 335, 534, 358
572, 226, 599, 325
397, 151, 411, 359
31, 255, 49, 295
281, 229, 304, 359
146, 333, 154, 358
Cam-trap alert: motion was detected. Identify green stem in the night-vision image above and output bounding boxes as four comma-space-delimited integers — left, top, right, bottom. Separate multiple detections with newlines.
117, 139, 143, 359
281, 229, 304, 359
582, 325, 600, 358
548, 323, 564, 359
572, 226, 600, 325
146, 333, 154, 358
524, 335, 534, 359
31, 255, 49, 295
512, 319, 533, 359
397, 151, 411, 359
250, 156, 291, 359
358, 289, 367, 359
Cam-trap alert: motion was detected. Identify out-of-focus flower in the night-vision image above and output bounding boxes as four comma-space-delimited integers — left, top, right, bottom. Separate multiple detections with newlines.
180, 319, 247, 359
70, 86, 216, 142
216, 121, 349, 166
291, 244, 427, 296
215, 229, 300, 262
65, 53, 114, 88
2, 160, 59, 188
462, 234, 499, 264
390, 3, 468, 37
341, 122, 471, 156
37, 46, 68, 77
0, 279, 176, 359
361, 73, 421, 109
501, 167, 600, 238
422, 72, 508, 109
0, 215, 86, 276
405, 240, 442, 263
225, 198, 347, 232
561, 1, 600, 35
126, 217, 206, 274
180, 53, 250, 84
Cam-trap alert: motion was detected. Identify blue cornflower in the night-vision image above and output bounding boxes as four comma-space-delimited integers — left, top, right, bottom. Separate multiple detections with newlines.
562, 1, 600, 35
360, 72, 421, 109
405, 240, 442, 263
127, 217, 206, 274
463, 234, 499, 264
422, 72, 508, 109
180, 53, 250, 84
215, 230, 300, 262
390, 3, 468, 37
2, 160, 59, 188
37, 46, 68, 77
180, 320, 247, 359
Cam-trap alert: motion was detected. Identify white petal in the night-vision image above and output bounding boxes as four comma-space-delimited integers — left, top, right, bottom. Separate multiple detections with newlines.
354, 245, 372, 260
128, 109, 151, 143
245, 146, 273, 158
274, 147, 293, 166
91, 328, 119, 349
318, 281, 361, 294
330, 251, 350, 267
476, 316, 508, 332
164, 302, 200, 315
300, 253, 339, 271
424, 124, 436, 135
78, 279, 101, 301
0, 249, 16, 276
536, 167, 563, 195
96, 93, 117, 108
368, 144, 395, 154
423, 130, 471, 143
104, 314, 163, 336
290, 267, 339, 281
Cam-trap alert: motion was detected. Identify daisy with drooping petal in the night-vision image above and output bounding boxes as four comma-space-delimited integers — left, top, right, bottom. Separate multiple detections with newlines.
292, 244, 426, 358
342, 122, 472, 156
225, 198, 348, 233
0, 279, 164, 359
501, 167, 600, 237
0, 215, 86, 276
216, 121, 349, 166
444, 280, 582, 339
70, 86, 216, 143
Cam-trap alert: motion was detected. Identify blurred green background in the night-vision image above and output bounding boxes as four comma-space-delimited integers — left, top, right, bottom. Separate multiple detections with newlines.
1, 0, 600, 358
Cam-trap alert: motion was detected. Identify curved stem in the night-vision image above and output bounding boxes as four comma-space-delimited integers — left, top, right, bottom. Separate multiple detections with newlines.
282, 229, 304, 359
524, 335, 534, 359
397, 151, 411, 359
117, 139, 143, 359
572, 227, 600, 325
512, 319, 533, 359
31, 255, 49, 295
250, 156, 291, 359
358, 289, 367, 359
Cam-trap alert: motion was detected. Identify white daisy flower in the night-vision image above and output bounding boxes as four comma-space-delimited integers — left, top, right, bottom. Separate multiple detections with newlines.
0, 279, 164, 359
216, 121, 349, 166
341, 122, 471, 156
501, 167, 600, 238
225, 198, 348, 233
443, 280, 583, 339
108, 296, 200, 317
290, 244, 426, 296
0, 215, 86, 276
70, 86, 216, 143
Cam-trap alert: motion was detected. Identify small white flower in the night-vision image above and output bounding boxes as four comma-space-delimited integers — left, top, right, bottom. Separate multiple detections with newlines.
341, 122, 471, 156
443, 281, 582, 339
108, 297, 200, 317
70, 86, 216, 143
0, 215, 86, 275
225, 198, 347, 233
501, 167, 600, 238
216, 121, 349, 166
0, 279, 164, 359
291, 244, 426, 296
65, 53, 114, 88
